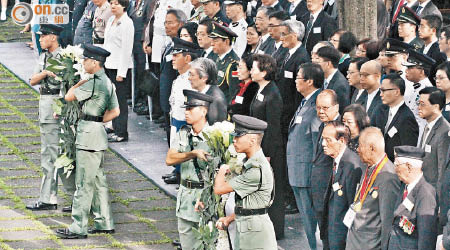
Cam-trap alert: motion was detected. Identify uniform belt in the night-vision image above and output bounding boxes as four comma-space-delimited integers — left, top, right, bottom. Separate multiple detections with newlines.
81, 113, 103, 122
93, 38, 104, 44
234, 206, 268, 216
180, 179, 204, 189
40, 88, 60, 95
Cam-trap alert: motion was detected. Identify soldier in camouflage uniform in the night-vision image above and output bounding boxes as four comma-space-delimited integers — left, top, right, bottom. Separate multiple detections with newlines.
214, 114, 277, 250
165, 90, 214, 249
56, 44, 119, 239
28, 24, 76, 212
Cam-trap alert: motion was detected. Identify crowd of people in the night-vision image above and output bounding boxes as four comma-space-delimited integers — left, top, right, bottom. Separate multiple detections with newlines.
11, 0, 450, 248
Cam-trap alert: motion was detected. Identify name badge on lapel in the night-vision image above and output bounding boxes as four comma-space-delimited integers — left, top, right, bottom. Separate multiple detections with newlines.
284, 71, 293, 79
402, 197, 414, 211
388, 126, 397, 138
218, 71, 225, 77
295, 116, 302, 124
343, 206, 356, 228
235, 96, 244, 104
290, 16, 296, 21
446, 105, 450, 111
257, 94, 264, 102
165, 54, 173, 62
425, 144, 431, 153
313, 27, 321, 34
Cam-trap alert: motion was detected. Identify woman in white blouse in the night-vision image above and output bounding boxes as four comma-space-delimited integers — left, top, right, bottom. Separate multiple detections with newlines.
104, 0, 134, 142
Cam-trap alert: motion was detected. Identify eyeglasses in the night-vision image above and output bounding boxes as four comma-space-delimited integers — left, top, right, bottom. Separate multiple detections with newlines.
347, 71, 359, 75
380, 88, 397, 93
434, 76, 449, 81
280, 32, 293, 38
359, 73, 371, 77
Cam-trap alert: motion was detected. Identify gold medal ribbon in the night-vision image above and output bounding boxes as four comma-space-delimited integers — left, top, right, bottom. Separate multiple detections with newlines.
353, 155, 388, 209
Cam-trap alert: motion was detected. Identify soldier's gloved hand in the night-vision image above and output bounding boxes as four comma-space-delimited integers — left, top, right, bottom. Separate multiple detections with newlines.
194, 201, 204, 212
192, 149, 209, 162
219, 164, 230, 174
43, 70, 56, 78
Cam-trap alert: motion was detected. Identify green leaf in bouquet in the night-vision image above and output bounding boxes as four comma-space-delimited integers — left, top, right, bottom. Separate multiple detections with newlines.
46, 65, 66, 73
47, 57, 61, 66
52, 98, 64, 115
54, 153, 74, 169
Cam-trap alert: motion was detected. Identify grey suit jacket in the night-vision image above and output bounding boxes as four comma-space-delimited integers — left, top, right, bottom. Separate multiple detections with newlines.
388, 177, 438, 250
346, 157, 401, 250
420, 116, 450, 189
286, 90, 322, 187
417, 1, 442, 21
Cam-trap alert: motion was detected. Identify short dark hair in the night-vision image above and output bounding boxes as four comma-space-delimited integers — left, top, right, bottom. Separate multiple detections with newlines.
365, 40, 381, 60
182, 52, 199, 61
350, 57, 370, 71
247, 23, 261, 36
251, 54, 277, 81
422, 15, 442, 34
317, 46, 341, 68
327, 120, 351, 144
179, 22, 199, 45
241, 54, 254, 71
338, 31, 358, 54
443, 26, 450, 40
419, 86, 446, 110
342, 104, 371, 133
299, 63, 324, 89
383, 73, 405, 96
116, 0, 130, 9
269, 10, 289, 21
437, 61, 450, 79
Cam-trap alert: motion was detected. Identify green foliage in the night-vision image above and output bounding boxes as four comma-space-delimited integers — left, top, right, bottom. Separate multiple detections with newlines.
46, 49, 83, 178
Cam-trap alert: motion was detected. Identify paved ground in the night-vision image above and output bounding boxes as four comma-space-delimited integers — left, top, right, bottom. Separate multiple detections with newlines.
0, 16, 313, 249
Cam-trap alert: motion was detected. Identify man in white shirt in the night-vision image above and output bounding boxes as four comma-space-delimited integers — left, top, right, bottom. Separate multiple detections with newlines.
403, 49, 435, 130
224, 0, 248, 57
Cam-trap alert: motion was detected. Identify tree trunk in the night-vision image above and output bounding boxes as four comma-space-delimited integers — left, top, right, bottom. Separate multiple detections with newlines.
338, 0, 378, 40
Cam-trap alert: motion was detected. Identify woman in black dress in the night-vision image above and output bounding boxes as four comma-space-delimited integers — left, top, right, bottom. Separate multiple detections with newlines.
249, 54, 285, 239
229, 55, 259, 116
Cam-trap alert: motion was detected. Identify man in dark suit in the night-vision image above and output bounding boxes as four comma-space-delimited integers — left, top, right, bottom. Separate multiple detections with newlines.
439, 26, 450, 60
312, 89, 340, 248
348, 57, 369, 104
129, 0, 157, 115
388, 146, 438, 250
277, 19, 310, 143
286, 0, 308, 21
313, 46, 350, 114
300, 0, 337, 55
440, 146, 450, 245
269, 10, 289, 66
321, 121, 362, 250
436, 62, 450, 123
346, 127, 401, 250
419, 15, 447, 84
197, 19, 219, 61
255, 6, 277, 54
371, 73, 419, 161
358, 60, 383, 119
417, 87, 450, 189
287, 63, 323, 250
414, 0, 442, 20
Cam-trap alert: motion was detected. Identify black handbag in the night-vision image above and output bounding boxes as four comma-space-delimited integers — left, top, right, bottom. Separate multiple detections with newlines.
138, 69, 159, 97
